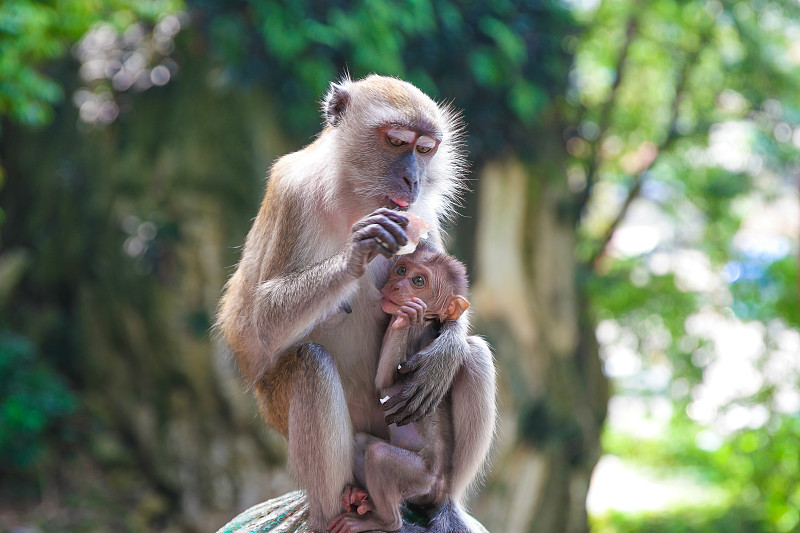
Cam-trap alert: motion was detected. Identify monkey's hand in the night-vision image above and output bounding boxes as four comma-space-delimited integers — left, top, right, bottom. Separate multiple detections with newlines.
392, 298, 427, 330
346, 208, 409, 278
383, 321, 470, 426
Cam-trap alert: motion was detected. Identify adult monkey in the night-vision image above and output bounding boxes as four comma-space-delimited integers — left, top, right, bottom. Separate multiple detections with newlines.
217, 75, 489, 532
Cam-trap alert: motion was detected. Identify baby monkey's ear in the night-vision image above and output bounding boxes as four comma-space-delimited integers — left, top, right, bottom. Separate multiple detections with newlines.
441, 295, 470, 322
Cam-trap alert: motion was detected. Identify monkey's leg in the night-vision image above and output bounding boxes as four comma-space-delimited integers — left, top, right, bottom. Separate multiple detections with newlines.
448, 336, 497, 502
351, 432, 380, 488
339, 433, 380, 515
329, 441, 435, 533
424, 337, 495, 533
257, 343, 354, 533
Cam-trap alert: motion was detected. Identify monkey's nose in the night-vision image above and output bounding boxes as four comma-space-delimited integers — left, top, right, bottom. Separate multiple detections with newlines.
402, 172, 418, 188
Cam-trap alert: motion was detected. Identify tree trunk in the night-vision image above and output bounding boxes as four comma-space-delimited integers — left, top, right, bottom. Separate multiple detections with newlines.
468, 157, 608, 532
0, 55, 299, 530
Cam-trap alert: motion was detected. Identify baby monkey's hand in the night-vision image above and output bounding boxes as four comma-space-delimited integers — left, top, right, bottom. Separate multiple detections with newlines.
391, 298, 427, 329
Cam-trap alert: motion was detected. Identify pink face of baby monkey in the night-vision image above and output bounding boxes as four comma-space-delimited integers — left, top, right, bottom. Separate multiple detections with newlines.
380, 249, 469, 328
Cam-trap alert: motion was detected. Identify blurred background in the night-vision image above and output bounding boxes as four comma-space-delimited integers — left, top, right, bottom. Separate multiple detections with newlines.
1, 0, 798, 532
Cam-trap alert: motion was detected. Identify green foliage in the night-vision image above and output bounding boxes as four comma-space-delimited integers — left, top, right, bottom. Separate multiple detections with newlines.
602, 413, 800, 533
593, 505, 769, 533
0, 330, 75, 471
729, 256, 799, 327
190, 0, 576, 160
576, 1, 800, 530
0, 0, 183, 129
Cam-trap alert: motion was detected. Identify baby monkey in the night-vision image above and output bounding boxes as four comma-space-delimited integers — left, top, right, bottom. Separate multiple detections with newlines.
329, 247, 483, 533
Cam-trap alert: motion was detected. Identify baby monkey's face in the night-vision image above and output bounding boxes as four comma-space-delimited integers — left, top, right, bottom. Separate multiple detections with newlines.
379, 249, 470, 326
380, 258, 437, 316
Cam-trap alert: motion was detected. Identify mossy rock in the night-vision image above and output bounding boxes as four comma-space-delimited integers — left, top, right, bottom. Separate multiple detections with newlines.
216, 490, 489, 533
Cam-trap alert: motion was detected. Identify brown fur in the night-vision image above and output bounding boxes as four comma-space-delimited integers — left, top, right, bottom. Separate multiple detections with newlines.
216, 75, 477, 532
330, 252, 496, 533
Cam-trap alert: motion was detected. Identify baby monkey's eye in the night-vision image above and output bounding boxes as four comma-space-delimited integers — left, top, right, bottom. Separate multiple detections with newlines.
396, 265, 407, 276
416, 145, 432, 154
412, 276, 425, 287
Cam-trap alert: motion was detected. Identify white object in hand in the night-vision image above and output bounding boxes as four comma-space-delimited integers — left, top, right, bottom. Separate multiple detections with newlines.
395, 213, 431, 255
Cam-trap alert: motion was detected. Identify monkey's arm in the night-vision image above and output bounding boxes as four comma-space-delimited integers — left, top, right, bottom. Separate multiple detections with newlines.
255, 253, 360, 363
375, 321, 408, 391
382, 310, 471, 426
227, 208, 409, 383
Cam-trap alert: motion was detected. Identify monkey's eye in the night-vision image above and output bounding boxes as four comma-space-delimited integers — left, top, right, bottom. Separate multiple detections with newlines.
387, 134, 407, 147
386, 128, 415, 148
412, 276, 425, 287
396, 265, 407, 276
417, 136, 437, 155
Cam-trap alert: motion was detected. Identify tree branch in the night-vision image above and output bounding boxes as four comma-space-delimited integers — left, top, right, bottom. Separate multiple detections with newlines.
586, 22, 715, 270
576, 14, 638, 215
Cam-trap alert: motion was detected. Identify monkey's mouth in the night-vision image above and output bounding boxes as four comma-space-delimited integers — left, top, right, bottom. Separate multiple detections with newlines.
380, 296, 404, 315
387, 196, 411, 211
381, 295, 403, 306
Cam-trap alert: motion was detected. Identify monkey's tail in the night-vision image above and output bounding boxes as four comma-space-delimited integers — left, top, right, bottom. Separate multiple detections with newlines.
426, 499, 479, 533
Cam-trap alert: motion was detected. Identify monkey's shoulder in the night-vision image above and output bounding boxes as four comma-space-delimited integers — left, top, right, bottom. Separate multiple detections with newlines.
268, 133, 337, 192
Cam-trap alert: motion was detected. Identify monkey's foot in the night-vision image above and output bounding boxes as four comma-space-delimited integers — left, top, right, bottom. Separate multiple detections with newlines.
340, 485, 373, 515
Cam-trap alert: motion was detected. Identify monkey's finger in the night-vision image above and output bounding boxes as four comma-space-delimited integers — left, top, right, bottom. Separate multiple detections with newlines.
352, 215, 409, 246
395, 387, 439, 426
400, 302, 423, 314
403, 301, 426, 324
373, 238, 394, 257
387, 399, 426, 426
352, 214, 406, 238
410, 390, 439, 423
397, 306, 417, 319
384, 388, 422, 424
370, 207, 410, 227
381, 391, 410, 412
396, 356, 423, 375
355, 224, 403, 254
329, 514, 355, 533
385, 408, 407, 426
376, 216, 409, 247
391, 389, 427, 426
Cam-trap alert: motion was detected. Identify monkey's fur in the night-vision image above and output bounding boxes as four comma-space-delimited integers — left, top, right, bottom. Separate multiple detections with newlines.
329, 249, 496, 533
216, 75, 493, 532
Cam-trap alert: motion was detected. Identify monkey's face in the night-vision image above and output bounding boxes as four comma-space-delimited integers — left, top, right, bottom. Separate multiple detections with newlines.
373, 125, 441, 210
380, 258, 439, 317
380, 249, 470, 323
323, 75, 459, 215
341, 120, 443, 213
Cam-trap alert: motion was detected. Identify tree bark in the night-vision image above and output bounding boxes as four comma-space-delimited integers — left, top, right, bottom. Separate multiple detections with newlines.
468, 158, 607, 533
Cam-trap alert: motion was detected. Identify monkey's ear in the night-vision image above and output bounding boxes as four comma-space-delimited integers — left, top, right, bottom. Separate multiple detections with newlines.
441, 295, 470, 322
323, 78, 351, 127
